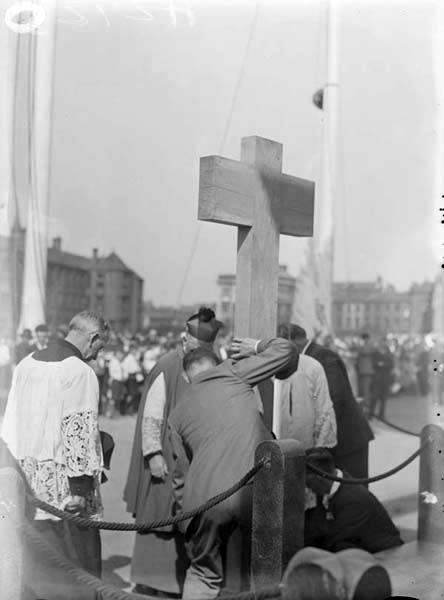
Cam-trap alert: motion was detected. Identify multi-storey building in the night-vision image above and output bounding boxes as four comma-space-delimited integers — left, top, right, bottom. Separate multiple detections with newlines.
216, 265, 297, 331
89, 248, 144, 333
1, 234, 144, 335
332, 277, 433, 337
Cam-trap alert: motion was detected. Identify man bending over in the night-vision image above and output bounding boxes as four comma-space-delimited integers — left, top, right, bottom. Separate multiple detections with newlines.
168, 336, 298, 600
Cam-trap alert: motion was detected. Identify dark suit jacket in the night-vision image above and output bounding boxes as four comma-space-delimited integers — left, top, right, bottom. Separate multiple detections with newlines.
168, 338, 296, 529
304, 476, 403, 553
304, 342, 374, 457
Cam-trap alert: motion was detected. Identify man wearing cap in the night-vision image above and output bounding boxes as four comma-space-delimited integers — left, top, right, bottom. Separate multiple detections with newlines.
124, 307, 223, 597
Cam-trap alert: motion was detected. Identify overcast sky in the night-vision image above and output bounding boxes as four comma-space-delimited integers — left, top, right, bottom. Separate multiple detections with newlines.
42, 0, 438, 304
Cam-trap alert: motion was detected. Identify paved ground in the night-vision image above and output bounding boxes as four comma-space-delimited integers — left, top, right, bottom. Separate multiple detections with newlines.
98, 391, 435, 591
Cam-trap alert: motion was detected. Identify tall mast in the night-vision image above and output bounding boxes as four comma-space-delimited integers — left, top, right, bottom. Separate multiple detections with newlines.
315, 0, 339, 334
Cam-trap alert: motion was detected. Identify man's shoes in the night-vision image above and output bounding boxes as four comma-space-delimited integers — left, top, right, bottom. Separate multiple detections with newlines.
133, 584, 159, 596
132, 584, 181, 599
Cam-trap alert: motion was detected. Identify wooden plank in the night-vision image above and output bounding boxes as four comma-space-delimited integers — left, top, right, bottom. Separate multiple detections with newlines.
277, 174, 315, 237
241, 136, 283, 171
234, 189, 280, 339
198, 186, 252, 228
257, 170, 314, 237
198, 156, 253, 227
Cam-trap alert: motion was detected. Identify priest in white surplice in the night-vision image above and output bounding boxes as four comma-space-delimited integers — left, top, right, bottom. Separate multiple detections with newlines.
1, 311, 109, 579
275, 350, 337, 510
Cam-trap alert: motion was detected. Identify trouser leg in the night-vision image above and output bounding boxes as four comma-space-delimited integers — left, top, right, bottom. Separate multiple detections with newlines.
361, 376, 374, 416
183, 505, 235, 600
223, 486, 253, 594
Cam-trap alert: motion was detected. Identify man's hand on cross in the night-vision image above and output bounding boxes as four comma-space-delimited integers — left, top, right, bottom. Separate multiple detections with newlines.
229, 337, 259, 360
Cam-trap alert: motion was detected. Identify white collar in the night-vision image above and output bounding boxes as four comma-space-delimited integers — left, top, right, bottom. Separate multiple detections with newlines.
301, 340, 311, 355
321, 469, 342, 513
329, 469, 342, 498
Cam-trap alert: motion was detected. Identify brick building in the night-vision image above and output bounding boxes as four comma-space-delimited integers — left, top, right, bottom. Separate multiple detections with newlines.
89, 249, 144, 333
332, 277, 433, 337
1, 234, 143, 336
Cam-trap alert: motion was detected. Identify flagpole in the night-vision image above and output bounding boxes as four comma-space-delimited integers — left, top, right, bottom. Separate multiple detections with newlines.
315, 0, 339, 335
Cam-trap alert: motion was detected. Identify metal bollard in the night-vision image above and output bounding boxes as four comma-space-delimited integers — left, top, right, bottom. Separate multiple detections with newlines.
251, 439, 305, 588
418, 424, 444, 543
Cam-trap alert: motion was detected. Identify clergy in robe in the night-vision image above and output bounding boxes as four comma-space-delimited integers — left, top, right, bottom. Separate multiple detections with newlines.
123, 307, 222, 596
275, 351, 337, 511
278, 324, 374, 480
1, 311, 109, 595
275, 353, 337, 449
168, 337, 298, 600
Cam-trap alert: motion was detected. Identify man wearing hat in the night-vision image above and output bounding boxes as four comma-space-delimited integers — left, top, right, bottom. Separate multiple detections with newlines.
124, 307, 223, 597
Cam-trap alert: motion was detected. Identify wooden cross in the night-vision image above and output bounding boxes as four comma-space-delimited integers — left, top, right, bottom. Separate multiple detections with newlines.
198, 136, 314, 427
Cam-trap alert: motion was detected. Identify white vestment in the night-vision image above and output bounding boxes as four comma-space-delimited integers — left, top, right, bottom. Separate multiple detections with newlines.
278, 353, 337, 509
1, 352, 103, 519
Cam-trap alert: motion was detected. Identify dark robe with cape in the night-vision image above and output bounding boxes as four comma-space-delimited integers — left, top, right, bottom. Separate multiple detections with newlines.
123, 348, 189, 593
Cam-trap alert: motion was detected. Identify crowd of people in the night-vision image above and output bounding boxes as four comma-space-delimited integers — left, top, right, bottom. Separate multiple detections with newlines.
0, 307, 437, 599
0, 321, 432, 419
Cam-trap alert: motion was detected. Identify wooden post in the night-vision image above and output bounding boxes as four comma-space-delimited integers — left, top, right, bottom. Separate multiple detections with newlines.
418, 424, 444, 543
251, 439, 305, 588
0, 466, 25, 600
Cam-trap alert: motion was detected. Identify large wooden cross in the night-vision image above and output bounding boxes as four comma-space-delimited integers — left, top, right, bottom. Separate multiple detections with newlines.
198, 136, 314, 425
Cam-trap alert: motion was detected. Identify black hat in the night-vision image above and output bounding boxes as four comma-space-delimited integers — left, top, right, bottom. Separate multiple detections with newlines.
186, 307, 222, 343
100, 431, 115, 470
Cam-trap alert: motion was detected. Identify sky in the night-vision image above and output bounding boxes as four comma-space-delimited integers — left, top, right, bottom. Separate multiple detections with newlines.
33, 0, 440, 304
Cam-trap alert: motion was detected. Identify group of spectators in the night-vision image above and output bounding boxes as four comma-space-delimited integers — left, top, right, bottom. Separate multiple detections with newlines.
324, 333, 432, 419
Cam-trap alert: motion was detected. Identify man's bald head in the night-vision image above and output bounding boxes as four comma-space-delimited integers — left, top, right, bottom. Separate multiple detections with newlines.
66, 311, 109, 361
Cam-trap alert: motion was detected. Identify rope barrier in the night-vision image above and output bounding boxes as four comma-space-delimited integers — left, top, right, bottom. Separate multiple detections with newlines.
372, 415, 421, 437
307, 440, 429, 485
22, 516, 281, 600
28, 458, 266, 531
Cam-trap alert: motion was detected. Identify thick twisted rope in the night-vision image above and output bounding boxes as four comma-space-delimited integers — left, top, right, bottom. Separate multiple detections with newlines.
28, 458, 266, 531
22, 518, 281, 600
373, 415, 421, 437
307, 441, 429, 485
